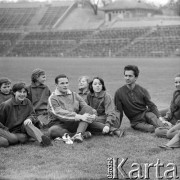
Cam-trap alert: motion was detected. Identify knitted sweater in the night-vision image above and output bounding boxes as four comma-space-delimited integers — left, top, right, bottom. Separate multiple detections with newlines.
114, 84, 160, 126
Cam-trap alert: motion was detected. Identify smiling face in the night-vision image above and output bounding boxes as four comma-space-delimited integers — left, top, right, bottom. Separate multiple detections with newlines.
175, 76, 180, 90
14, 88, 27, 102
0, 83, 11, 94
56, 77, 69, 94
124, 70, 137, 86
78, 77, 88, 90
92, 79, 102, 93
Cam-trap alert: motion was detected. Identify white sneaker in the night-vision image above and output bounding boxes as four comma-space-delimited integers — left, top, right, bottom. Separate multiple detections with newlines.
62, 133, 73, 144
71, 133, 83, 143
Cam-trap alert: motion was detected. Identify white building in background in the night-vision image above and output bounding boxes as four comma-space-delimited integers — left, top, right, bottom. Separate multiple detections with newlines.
99, 0, 162, 21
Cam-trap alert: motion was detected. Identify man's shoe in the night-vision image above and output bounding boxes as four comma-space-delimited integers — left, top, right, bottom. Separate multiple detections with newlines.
72, 133, 83, 143
41, 135, 52, 146
62, 133, 73, 144
82, 131, 92, 139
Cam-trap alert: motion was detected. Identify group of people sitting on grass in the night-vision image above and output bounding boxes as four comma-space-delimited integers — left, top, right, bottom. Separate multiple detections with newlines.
0, 65, 179, 150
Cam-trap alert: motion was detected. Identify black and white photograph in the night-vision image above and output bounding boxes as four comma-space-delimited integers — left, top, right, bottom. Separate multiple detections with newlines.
0, 0, 180, 179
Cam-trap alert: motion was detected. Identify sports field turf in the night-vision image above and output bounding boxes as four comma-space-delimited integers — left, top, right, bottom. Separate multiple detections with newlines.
0, 57, 179, 180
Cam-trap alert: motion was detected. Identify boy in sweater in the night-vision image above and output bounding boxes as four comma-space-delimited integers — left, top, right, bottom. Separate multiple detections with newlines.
0, 78, 13, 105
0, 82, 51, 147
114, 65, 165, 133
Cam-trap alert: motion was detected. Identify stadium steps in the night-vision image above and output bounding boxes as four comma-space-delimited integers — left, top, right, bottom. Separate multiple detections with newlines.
115, 27, 155, 56
53, 3, 76, 29
58, 7, 104, 30
28, 6, 48, 28
60, 30, 96, 55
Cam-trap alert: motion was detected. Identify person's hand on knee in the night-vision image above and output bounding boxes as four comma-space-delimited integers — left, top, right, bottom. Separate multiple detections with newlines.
24, 119, 32, 126
75, 114, 89, 121
86, 114, 96, 123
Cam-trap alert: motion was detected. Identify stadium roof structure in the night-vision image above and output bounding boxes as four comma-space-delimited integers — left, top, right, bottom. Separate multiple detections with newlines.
100, 0, 159, 11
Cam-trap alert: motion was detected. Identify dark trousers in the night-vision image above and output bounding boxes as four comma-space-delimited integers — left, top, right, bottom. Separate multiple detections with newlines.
0, 128, 18, 147
87, 116, 106, 133
0, 123, 44, 147
132, 112, 164, 133
48, 106, 94, 139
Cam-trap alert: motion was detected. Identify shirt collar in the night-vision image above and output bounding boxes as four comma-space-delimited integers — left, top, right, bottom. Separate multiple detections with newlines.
12, 96, 28, 106
54, 88, 72, 96
125, 84, 137, 92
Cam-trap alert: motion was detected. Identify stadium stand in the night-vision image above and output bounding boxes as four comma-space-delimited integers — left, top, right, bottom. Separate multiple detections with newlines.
23, 30, 94, 41
0, 7, 38, 29
116, 25, 180, 57
6, 25, 180, 57
0, 1, 180, 57
10, 40, 77, 57
39, 6, 69, 28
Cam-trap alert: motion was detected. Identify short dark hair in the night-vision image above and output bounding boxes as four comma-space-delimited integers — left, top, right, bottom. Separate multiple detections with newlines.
124, 65, 139, 77
55, 74, 68, 84
12, 82, 28, 94
0, 77, 11, 88
89, 77, 106, 93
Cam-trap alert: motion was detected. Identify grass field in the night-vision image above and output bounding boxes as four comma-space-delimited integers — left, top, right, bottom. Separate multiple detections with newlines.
0, 57, 179, 180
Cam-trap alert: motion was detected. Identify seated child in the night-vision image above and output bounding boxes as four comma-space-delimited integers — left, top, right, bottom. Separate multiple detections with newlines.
27, 68, 51, 127
155, 73, 180, 138
87, 77, 122, 136
0, 77, 13, 104
78, 76, 91, 102
0, 82, 51, 148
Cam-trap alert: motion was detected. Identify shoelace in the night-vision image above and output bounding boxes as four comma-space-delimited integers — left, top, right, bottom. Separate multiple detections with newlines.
54, 134, 73, 144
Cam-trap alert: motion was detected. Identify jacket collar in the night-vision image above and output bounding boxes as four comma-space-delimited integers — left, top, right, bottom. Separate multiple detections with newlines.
31, 82, 46, 88
78, 89, 89, 95
54, 88, 72, 96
